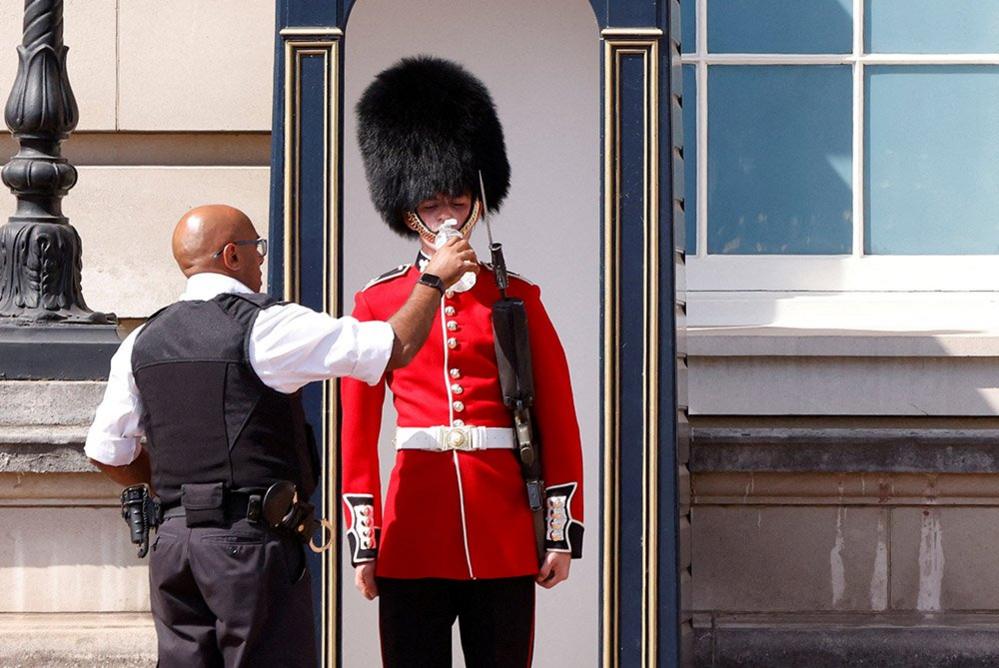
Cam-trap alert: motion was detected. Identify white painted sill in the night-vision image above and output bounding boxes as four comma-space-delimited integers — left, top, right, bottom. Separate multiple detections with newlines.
688, 327, 999, 358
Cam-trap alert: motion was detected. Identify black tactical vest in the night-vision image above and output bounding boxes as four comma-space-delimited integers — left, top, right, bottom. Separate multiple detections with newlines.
131, 293, 318, 507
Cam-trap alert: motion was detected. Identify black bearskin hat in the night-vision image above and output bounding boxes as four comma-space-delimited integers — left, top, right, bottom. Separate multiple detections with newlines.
356, 56, 511, 237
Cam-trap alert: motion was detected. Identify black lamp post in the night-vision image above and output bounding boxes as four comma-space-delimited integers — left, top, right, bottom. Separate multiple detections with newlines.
0, 0, 118, 379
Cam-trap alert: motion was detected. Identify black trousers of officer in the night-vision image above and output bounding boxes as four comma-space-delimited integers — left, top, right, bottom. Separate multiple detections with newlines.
378, 576, 536, 668
149, 515, 316, 668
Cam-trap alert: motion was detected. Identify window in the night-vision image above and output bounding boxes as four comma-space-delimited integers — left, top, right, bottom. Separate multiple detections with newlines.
680, 0, 999, 303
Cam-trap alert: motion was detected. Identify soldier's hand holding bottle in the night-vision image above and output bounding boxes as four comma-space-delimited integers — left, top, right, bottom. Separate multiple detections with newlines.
423, 236, 479, 288
386, 236, 479, 371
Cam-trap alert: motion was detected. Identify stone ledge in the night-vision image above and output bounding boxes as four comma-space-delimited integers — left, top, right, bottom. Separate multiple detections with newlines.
0, 426, 93, 473
0, 327, 119, 381
694, 613, 999, 667
689, 327, 999, 358
0, 425, 88, 445
692, 471, 999, 506
0, 381, 105, 427
0, 612, 155, 667
692, 428, 999, 473
0, 472, 119, 503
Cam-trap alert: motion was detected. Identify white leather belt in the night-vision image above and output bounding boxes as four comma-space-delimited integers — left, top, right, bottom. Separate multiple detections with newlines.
395, 426, 516, 452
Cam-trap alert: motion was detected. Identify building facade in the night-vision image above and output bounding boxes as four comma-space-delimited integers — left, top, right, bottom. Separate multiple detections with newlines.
682, 0, 999, 664
0, 2, 272, 664
2, 0, 998, 666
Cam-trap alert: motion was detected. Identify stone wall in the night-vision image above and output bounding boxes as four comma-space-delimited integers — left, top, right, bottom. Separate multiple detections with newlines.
0, 381, 155, 663
0, 0, 274, 319
689, 329, 999, 666
0, 1, 272, 663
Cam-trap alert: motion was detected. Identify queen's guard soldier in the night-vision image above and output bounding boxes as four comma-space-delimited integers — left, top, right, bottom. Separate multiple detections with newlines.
342, 56, 585, 667
85, 204, 477, 667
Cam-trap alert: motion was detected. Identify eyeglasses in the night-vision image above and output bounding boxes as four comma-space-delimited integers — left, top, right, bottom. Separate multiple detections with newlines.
212, 238, 268, 259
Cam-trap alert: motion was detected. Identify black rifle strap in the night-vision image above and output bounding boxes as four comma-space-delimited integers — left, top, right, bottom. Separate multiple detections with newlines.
492, 298, 534, 406
492, 296, 546, 565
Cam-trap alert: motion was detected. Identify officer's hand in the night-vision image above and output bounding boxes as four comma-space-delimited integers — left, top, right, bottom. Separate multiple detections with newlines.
536, 551, 571, 589
424, 237, 479, 288
355, 562, 378, 600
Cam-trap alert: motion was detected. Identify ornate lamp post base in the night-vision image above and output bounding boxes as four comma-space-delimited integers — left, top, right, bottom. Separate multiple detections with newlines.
0, 220, 112, 323
0, 0, 119, 379
0, 216, 121, 378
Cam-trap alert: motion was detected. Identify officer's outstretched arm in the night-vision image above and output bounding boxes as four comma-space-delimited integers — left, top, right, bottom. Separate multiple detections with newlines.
385, 281, 445, 370
385, 237, 478, 369
89, 448, 152, 489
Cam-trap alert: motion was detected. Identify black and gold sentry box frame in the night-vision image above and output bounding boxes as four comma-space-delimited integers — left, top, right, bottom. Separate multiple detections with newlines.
267, 1, 689, 666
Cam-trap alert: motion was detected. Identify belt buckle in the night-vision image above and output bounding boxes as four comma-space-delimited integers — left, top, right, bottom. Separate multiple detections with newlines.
442, 426, 474, 451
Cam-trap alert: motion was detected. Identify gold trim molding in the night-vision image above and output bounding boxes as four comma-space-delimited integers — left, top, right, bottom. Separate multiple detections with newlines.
601, 27, 664, 38
602, 34, 661, 668
281, 32, 342, 668
280, 27, 344, 37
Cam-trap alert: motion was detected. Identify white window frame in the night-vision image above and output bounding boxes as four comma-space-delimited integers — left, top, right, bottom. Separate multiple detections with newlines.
681, 0, 999, 305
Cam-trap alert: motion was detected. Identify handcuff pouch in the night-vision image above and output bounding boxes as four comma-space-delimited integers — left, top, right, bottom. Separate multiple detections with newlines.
181, 482, 225, 527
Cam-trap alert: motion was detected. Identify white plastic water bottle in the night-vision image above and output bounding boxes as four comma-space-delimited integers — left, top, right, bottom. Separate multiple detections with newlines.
433, 219, 477, 293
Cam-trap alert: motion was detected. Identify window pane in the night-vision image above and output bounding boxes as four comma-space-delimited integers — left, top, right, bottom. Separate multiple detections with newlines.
708, 0, 852, 54
866, 1, 999, 54
682, 66, 697, 253
865, 66, 999, 255
708, 66, 852, 254
681, 0, 696, 53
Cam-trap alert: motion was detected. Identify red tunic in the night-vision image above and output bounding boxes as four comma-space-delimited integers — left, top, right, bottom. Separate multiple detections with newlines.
340, 260, 584, 580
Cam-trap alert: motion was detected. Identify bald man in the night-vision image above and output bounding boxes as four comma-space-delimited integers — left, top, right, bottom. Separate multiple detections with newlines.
85, 205, 477, 667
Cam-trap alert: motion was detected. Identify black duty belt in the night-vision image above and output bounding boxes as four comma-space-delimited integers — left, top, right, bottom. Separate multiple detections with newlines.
122, 481, 332, 557
133, 481, 332, 554
161, 489, 264, 524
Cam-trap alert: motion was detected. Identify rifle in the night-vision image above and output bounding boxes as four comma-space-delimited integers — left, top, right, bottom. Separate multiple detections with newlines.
479, 171, 546, 566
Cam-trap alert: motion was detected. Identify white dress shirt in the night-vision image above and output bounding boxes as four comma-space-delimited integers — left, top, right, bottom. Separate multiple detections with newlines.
85, 272, 395, 466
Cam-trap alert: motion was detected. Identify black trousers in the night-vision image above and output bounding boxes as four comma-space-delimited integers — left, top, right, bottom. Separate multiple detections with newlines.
378, 576, 536, 668
149, 516, 317, 668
